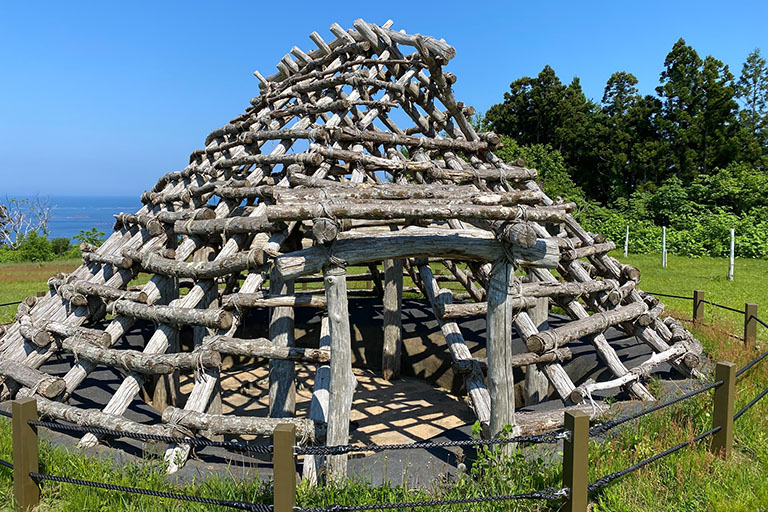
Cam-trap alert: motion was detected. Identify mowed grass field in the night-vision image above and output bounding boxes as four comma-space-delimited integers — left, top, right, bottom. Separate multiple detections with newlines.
0, 259, 81, 324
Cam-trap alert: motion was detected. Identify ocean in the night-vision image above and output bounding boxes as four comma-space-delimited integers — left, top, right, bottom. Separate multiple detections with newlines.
44, 196, 141, 241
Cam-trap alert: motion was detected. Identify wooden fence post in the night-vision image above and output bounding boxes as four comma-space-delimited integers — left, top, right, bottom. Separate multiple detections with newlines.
693, 290, 705, 324
711, 361, 735, 459
744, 303, 758, 347
12, 398, 39, 512
273, 423, 297, 512
563, 410, 589, 512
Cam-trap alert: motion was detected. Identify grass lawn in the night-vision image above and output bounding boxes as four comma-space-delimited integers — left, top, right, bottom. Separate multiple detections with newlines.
0, 260, 81, 324
0, 255, 765, 510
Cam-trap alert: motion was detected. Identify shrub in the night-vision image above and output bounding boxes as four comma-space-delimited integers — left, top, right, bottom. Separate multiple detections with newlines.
73, 228, 105, 247
51, 237, 71, 255
15, 231, 54, 262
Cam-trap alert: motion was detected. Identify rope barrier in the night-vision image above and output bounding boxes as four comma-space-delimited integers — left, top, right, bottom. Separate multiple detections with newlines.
0, 301, 23, 308
294, 429, 568, 456
294, 487, 567, 511
26, 418, 273, 455
29, 472, 271, 511
736, 349, 768, 378
588, 426, 720, 492
700, 300, 744, 314
589, 380, 722, 437
733, 384, 768, 421
756, 316, 768, 329
642, 292, 693, 301
0, 458, 12, 470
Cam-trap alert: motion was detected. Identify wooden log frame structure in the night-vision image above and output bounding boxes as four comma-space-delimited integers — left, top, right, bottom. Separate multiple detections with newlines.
0, 19, 705, 483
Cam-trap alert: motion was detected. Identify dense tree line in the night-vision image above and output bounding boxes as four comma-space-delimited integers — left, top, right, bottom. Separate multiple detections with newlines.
481, 39, 768, 258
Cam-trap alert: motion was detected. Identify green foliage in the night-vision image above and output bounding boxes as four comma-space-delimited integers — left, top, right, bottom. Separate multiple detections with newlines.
73, 227, 105, 247
51, 237, 71, 255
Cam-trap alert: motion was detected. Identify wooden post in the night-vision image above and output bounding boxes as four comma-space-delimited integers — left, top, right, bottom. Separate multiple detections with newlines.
711, 361, 735, 458
324, 264, 354, 481
381, 259, 403, 380
301, 316, 331, 484
745, 303, 758, 347
693, 290, 705, 324
563, 410, 589, 512
623, 225, 629, 258
486, 259, 517, 454
728, 228, 735, 281
524, 271, 549, 406
269, 267, 296, 418
273, 423, 297, 512
12, 398, 39, 512
662, 226, 667, 268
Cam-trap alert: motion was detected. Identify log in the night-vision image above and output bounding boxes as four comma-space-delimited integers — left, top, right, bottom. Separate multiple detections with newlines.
324, 265, 355, 481
526, 302, 648, 353
82, 250, 133, 270
570, 341, 697, 403
18, 316, 52, 347
69, 280, 148, 304
122, 248, 266, 280
381, 259, 403, 380
269, 269, 296, 418
637, 303, 665, 327
453, 349, 572, 374
45, 322, 112, 346
440, 298, 539, 319
222, 292, 327, 310
264, 202, 568, 224
173, 216, 284, 236
562, 242, 616, 261
161, 407, 324, 443
275, 228, 560, 279
302, 315, 331, 484
0, 360, 64, 399
108, 300, 233, 330
113, 213, 164, 237
31, 397, 189, 439
206, 335, 330, 363
525, 272, 550, 406
486, 260, 518, 448
59, 337, 220, 375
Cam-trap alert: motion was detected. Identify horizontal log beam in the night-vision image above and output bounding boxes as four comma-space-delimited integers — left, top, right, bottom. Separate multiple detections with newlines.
122, 248, 266, 280
207, 335, 330, 363
0, 360, 64, 399
59, 337, 220, 375
526, 302, 648, 353
276, 228, 559, 280
222, 293, 327, 310
108, 300, 233, 330
161, 407, 324, 443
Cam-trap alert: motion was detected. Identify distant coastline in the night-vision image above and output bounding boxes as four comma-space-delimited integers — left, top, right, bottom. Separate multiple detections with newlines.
30, 196, 140, 241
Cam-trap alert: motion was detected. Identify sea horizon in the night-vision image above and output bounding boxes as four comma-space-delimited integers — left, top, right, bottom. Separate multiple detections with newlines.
7, 195, 142, 241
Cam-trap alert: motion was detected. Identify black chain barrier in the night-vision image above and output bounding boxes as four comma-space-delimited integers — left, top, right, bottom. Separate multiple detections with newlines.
294, 429, 568, 456
642, 291, 694, 301
736, 348, 768, 378
590, 380, 722, 437
26, 418, 273, 456
294, 487, 567, 512
734, 384, 768, 421
29, 472, 271, 511
588, 426, 720, 492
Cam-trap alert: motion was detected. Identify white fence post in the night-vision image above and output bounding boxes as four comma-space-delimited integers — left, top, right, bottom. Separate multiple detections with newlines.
623, 225, 629, 258
662, 226, 667, 268
728, 228, 735, 281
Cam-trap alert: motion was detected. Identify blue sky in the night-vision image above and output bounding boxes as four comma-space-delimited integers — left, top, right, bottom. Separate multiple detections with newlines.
1, 1, 766, 196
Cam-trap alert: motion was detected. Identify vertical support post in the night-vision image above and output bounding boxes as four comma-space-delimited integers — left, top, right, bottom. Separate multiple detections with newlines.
728, 228, 735, 281
486, 259, 518, 455
745, 303, 758, 347
273, 423, 297, 512
13, 398, 39, 512
711, 361, 735, 458
662, 226, 667, 268
301, 316, 331, 484
269, 267, 296, 418
324, 264, 354, 481
693, 290, 705, 324
563, 410, 589, 512
623, 225, 629, 258
524, 271, 549, 406
381, 259, 403, 380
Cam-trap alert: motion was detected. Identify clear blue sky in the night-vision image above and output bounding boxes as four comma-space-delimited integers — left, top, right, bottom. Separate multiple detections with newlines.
1, 1, 766, 196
